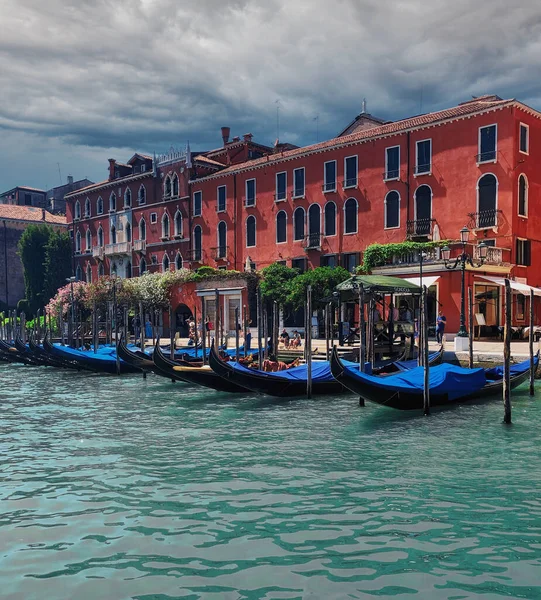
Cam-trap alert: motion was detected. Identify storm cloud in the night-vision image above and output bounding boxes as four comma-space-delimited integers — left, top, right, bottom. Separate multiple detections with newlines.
1, 0, 541, 189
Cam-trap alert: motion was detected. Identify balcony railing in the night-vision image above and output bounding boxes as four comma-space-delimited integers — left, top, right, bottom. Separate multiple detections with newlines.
187, 249, 202, 262
245, 197, 256, 207
274, 193, 287, 202
414, 164, 431, 175
383, 169, 399, 180
343, 177, 358, 188
322, 182, 336, 193
467, 209, 502, 230
377, 247, 441, 268
302, 232, 323, 251
406, 218, 436, 238
211, 246, 228, 260
473, 245, 510, 265
133, 239, 146, 253
104, 242, 131, 256
476, 150, 496, 163
92, 246, 104, 260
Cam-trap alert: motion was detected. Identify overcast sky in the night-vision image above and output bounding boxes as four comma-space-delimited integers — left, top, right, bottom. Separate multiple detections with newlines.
1, 0, 540, 192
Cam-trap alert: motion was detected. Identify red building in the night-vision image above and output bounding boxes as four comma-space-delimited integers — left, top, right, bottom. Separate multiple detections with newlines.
67, 94, 541, 337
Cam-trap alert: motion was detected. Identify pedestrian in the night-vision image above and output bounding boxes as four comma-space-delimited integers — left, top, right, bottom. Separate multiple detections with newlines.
279, 328, 290, 349
436, 309, 446, 344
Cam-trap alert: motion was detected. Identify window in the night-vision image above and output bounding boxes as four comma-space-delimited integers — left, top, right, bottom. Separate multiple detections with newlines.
276, 210, 287, 243
193, 191, 202, 216
293, 207, 305, 241
217, 185, 226, 212
520, 123, 529, 154
151, 255, 158, 265
517, 293, 526, 320
97, 197, 104, 214
75, 231, 81, 253
344, 156, 358, 188
98, 262, 105, 277
344, 198, 358, 234
109, 193, 116, 212
139, 257, 147, 275
291, 257, 307, 273
193, 225, 202, 261
385, 146, 400, 180
175, 253, 183, 271
150, 212, 157, 224
139, 218, 146, 240
126, 261, 132, 279
414, 185, 432, 234
172, 174, 179, 197
477, 174, 497, 227
86, 263, 92, 283
516, 238, 531, 266
342, 252, 359, 273
323, 161, 336, 192
308, 204, 321, 244
84, 198, 91, 217
85, 229, 92, 250
245, 179, 256, 206
124, 188, 131, 208
324, 202, 336, 236
174, 211, 182, 237
141, 164, 146, 173
293, 167, 305, 198
24, 193, 32, 206
320, 254, 337, 268
478, 125, 497, 163
74, 201, 81, 220
217, 221, 227, 258
246, 215, 256, 247
110, 225, 117, 244
138, 185, 146, 205
126, 222, 131, 243
164, 176, 172, 197
518, 175, 528, 217
162, 214, 170, 239
415, 140, 431, 174
163, 254, 170, 272
385, 191, 400, 229
275, 172, 287, 202
97, 226, 104, 247
75, 265, 82, 281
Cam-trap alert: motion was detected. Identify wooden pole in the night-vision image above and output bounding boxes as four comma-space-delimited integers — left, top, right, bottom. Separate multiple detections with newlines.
530, 288, 535, 396
105, 303, 110, 346
257, 287, 263, 369
263, 303, 268, 359
306, 285, 312, 398
169, 304, 174, 360
368, 296, 375, 368
59, 306, 64, 345
235, 305, 240, 361
359, 285, 365, 371
139, 302, 145, 350
214, 288, 220, 350
93, 301, 98, 353
194, 305, 198, 359
113, 280, 120, 375
325, 303, 330, 360
272, 301, 279, 360
468, 286, 474, 369
503, 278, 512, 424
243, 304, 248, 358
201, 298, 207, 366
423, 285, 430, 416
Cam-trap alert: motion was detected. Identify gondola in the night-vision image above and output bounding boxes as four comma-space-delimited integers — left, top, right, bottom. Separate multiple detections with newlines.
152, 342, 248, 393
117, 335, 156, 372
0, 339, 35, 365
208, 343, 349, 397
28, 337, 76, 369
330, 346, 539, 410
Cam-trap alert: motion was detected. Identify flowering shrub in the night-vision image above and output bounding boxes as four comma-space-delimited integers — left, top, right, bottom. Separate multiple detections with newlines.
45, 281, 88, 317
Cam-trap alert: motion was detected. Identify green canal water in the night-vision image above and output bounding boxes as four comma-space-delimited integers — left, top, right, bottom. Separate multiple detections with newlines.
2, 365, 541, 599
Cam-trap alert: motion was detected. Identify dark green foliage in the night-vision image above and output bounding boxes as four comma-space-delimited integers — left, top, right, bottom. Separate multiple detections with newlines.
259, 263, 299, 306
359, 241, 449, 273
43, 230, 73, 303
286, 266, 351, 309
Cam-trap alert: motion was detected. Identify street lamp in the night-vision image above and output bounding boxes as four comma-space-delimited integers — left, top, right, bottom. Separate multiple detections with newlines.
441, 228, 488, 338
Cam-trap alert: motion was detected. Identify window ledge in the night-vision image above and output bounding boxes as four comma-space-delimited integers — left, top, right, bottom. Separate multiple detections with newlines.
384, 225, 401, 230
383, 176, 400, 183
476, 159, 497, 167
323, 187, 336, 194
292, 195, 305, 200
344, 231, 358, 236
342, 185, 358, 190
413, 172, 432, 178
518, 214, 528, 219
217, 209, 226, 213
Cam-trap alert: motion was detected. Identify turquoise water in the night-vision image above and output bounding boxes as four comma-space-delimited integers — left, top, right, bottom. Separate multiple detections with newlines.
2, 365, 541, 599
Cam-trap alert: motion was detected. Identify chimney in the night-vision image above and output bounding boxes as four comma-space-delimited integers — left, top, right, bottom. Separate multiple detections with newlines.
67, 175, 74, 185
108, 158, 116, 180
41, 208, 46, 221
243, 133, 253, 142
232, 136, 240, 142
221, 126, 230, 146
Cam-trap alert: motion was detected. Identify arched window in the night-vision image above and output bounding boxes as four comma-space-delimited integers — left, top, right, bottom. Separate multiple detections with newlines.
246, 215, 256, 247
111, 262, 117, 277
86, 229, 92, 250
109, 192, 116, 212
75, 231, 81, 252
75, 264, 82, 281
193, 225, 202, 261
414, 186, 432, 235
294, 207, 305, 241
138, 185, 146, 205
139, 257, 147, 275
98, 262, 105, 277
163, 254, 170, 272
84, 198, 91, 217
175, 252, 183, 270
172, 174, 179, 197
139, 218, 146, 240
74, 200, 81, 220
217, 221, 227, 258
126, 261, 132, 278
164, 176, 172, 197
308, 204, 321, 235
518, 174, 528, 217
477, 174, 497, 227
162, 213, 170, 239
174, 210, 182, 237
124, 188, 132, 208
110, 224, 117, 244
86, 263, 92, 283
97, 197, 104, 215
324, 202, 336, 236
276, 210, 287, 243
97, 226, 104, 247
344, 198, 358, 234
385, 191, 400, 229
126, 222, 131, 243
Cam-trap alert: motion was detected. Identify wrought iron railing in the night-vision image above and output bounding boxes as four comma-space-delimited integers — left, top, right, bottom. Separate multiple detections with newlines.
302, 232, 323, 250
322, 182, 336, 192
211, 246, 228, 260
274, 193, 287, 202
343, 177, 358, 188
383, 169, 399, 180
414, 163, 431, 175
406, 218, 435, 238
467, 209, 502, 229
187, 249, 202, 262
476, 150, 496, 163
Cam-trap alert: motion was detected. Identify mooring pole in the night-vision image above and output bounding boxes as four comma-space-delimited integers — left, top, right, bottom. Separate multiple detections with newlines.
214, 288, 220, 351
113, 280, 120, 376
423, 285, 430, 416
93, 301, 98, 353
194, 305, 198, 359
272, 301, 279, 360
325, 303, 330, 360
257, 287, 263, 369
140, 302, 147, 379
201, 298, 207, 366
243, 304, 248, 358
359, 284, 365, 371
468, 286, 474, 369
306, 285, 312, 399
169, 304, 174, 360
235, 305, 240, 362
503, 278, 512, 424
530, 288, 535, 396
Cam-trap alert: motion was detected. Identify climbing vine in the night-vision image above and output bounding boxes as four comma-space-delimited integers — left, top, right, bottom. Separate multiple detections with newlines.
358, 241, 450, 274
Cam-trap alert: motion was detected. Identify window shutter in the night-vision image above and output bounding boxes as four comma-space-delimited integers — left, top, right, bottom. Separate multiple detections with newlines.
525, 240, 532, 266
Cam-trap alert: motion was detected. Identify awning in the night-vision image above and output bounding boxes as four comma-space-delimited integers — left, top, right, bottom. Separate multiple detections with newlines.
336, 275, 422, 300
403, 275, 440, 288
476, 275, 541, 297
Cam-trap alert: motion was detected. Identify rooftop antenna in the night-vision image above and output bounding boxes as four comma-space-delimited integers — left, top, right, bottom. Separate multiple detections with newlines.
57, 162, 62, 185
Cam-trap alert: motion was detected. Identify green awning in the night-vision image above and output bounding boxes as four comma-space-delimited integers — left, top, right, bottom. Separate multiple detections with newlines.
336, 275, 422, 301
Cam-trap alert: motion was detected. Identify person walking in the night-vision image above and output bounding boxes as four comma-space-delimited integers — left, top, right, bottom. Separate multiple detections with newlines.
436, 309, 446, 344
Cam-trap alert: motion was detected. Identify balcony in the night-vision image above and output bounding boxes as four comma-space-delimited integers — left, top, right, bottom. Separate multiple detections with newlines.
133, 239, 146, 253
414, 164, 431, 176
383, 169, 399, 181
274, 193, 287, 203
467, 209, 503, 230
343, 178, 358, 189
473, 244, 510, 266
211, 246, 228, 261
406, 218, 436, 239
187, 249, 202, 262
476, 150, 496, 164
302, 232, 323, 251
92, 246, 104, 260
322, 182, 336, 193
104, 242, 131, 256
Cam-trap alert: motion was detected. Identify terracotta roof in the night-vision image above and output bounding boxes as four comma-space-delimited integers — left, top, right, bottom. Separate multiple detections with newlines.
195, 155, 224, 167
0, 205, 67, 225
197, 96, 519, 180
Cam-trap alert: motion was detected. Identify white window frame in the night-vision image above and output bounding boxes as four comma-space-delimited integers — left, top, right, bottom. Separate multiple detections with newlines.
275, 171, 287, 202
307, 203, 322, 236
86, 263, 92, 283
124, 188, 131, 208
293, 206, 306, 241
193, 191, 202, 217
518, 174, 528, 218
172, 174, 179, 197
138, 185, 146, 205
74, 200, 81, 220
217, 185, 227, 213
97, 226, 104, 247
174, 210, 183, 237
276, 210, 287, 244
217, 220, 227, 256
85, 229, 92, 250
414, 184, 433, 222
293, 167, 305, 199
246, 215, 256, 248
139, 217, 146, 240
75, 230, 81, 252
343, 155, 358, 189
161, 213, 170, 239
343, 197, 358, 235
384, 190, 401, 229
164, 175, 172, 198
519, 123, 529, 155
150, 212, 157, 224
477, 124, 498, 165
324, 201, 337, 237
415, 139, 432, 176
245, 178, 256, 207
109, 192, 116, 212
84, 198, 91, 218
384, 146, 400, 181
476, 173, 498, 226
175, 252, 183, 271
323, 160, 337, 193
517, 237, 529, 266
97, 197, 104, 215
162, 253, 170, 272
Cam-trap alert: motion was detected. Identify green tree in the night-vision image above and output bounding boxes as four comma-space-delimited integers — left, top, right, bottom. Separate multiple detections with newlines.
259, 262, 299, 306
43, 230, 73, 304
17, 224, 52, 314
287, 266, 351, 309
